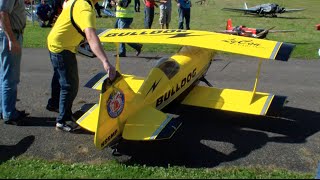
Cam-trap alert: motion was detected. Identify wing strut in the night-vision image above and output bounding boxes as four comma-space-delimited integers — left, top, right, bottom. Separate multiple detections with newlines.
200, 76, 213, 87
251, 59, 263, 103
115, 42, 121, 73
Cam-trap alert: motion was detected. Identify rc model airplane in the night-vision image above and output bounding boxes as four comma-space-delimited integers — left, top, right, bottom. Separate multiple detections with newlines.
222, 2, 305, 17
75, 29, 295, 151
220, 19, 296, 39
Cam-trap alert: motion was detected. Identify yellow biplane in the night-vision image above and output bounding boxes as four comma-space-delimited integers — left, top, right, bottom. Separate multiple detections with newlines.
75, 29, 295, 151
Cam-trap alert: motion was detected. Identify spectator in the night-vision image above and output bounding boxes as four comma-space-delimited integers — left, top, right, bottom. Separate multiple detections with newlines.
50, 0, 63, 20
158, 0, 171, 29
46, 0, 116, 132
95, 2, 104, 17
175, 0, 191, 30
143, 0, 158, 29
114, 0, 143, 57
24, 0, 35, 5
134, 0, 140, 12
0, 0, 28, 125
36, 0, 54, 27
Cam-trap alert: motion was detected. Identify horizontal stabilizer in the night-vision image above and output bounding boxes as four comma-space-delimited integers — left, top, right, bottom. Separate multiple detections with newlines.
84, 72, 144, 92
123, 106, 182, 140
84, 72, 108, 90
182, 86, 286, 115
76, 103, 100, 132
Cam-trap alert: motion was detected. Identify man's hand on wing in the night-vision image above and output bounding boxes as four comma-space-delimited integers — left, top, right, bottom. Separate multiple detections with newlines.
104, 62, 116, 81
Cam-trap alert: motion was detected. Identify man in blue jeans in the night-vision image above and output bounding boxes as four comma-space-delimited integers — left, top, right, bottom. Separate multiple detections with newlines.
143, 0, 157, 29
47, 0, 116, 132
114, 0, 142, 57
0, 0, 28, 125
175, 0, 191, 30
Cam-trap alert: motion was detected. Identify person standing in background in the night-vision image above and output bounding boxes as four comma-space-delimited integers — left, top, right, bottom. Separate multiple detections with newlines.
94, 2, 104, 17
0, 0, 28, 125
114, 0, 142, 57
158, 0, 171, 29
134, 0, 140, 12
51, 0, 63, 20
36, 0, 55, 27
175, 0, 191, 30
143, 0, 158, 29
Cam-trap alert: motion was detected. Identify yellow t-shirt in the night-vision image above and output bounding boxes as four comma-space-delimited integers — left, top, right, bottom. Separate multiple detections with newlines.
47, 0, 96, 53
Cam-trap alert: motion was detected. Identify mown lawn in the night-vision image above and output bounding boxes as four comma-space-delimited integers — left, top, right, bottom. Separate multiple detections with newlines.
0, 158, 314, 179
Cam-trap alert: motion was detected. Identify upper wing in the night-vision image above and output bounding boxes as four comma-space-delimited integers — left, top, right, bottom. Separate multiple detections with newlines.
221, 8, 256, 13
99, 29, 295, 61
268, 30, 296, 33
219, 30, 240, 35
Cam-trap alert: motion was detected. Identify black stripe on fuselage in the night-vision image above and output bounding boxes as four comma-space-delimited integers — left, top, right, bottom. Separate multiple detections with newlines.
274, 43, 295, 61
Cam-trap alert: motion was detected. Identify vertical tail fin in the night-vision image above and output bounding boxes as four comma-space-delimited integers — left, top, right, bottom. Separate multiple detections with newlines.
244, 2, 248, 9
94, 73, 141, 149
226, 19, 233, 30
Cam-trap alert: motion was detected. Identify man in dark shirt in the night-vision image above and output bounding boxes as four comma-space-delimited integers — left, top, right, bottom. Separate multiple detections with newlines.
36, 0, 54, 27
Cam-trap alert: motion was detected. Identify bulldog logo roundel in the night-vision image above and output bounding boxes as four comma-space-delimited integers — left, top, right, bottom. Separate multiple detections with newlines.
107, 89, 125, 118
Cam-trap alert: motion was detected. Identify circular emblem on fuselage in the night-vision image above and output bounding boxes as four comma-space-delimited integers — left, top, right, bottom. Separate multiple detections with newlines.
107, 89, 125, 118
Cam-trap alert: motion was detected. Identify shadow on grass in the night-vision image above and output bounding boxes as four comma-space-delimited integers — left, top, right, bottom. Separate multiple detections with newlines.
114, 105, 320, 168
0, 135, 35, 165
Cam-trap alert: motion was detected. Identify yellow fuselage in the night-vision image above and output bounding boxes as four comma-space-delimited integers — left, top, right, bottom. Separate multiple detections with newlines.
138, 46, 216, 110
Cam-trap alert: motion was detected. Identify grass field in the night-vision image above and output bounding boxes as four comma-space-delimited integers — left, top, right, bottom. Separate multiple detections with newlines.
24, 0, 320, 59
0, 158, 314, 179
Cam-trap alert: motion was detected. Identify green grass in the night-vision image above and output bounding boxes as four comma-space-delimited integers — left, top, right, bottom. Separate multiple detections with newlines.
24, 0, 320, 59
0, 158, 314, 179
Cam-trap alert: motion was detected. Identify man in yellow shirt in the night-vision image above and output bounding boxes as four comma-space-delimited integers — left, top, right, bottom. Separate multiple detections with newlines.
47, 0, 116, 132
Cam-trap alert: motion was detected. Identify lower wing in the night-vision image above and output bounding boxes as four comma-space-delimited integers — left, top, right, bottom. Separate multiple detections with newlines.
284, 8, 305, 13
181, 86, 287, 116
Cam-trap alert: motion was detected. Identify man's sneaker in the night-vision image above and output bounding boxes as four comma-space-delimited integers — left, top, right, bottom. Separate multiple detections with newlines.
4, 110, 28, 126
56, 122, 74, 132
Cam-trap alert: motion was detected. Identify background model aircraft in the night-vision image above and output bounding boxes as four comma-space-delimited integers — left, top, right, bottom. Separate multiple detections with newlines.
74, 29, 295, 151
219, 19, 296, 39
222, 2, 305, 17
